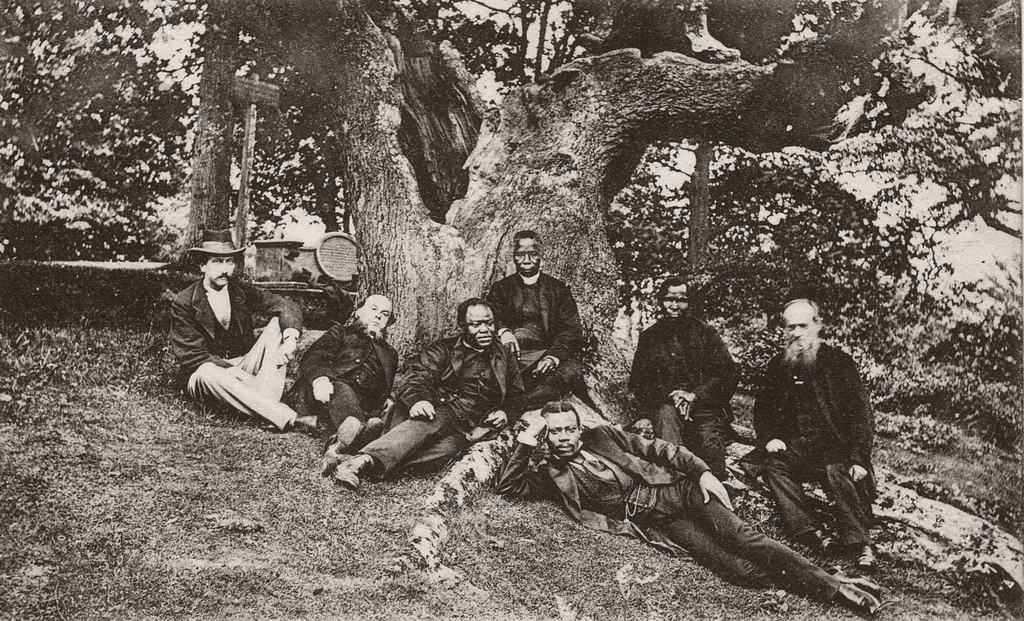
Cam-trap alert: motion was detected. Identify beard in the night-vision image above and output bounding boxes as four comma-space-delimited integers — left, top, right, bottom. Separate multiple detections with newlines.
784, 336, 820, 369
350, 316, 384, 340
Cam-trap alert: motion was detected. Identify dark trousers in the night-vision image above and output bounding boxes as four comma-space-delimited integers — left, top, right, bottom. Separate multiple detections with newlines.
286, 379, 369, 433
358, 400, 473, 476
762, 445, 872, 547
522, 356, 586, 410
637, 479, 839, 600
651, 403, 730, 480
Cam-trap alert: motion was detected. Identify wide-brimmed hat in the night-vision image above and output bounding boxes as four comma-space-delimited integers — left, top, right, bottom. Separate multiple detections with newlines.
189, 229, 246, 258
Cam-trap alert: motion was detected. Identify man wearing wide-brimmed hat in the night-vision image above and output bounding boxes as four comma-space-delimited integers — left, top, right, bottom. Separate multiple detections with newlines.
169, 229, 316, 431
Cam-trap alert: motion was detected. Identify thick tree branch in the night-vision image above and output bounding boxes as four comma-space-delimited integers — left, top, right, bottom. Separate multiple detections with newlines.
982, 211, 1022, 239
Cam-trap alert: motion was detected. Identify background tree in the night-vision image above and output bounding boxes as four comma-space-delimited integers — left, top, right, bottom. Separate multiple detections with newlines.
0, 0, 194, 260
184, 0, 240, 248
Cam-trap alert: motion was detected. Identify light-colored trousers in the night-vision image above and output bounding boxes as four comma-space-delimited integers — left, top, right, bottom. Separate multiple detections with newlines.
187, 318, 298, 430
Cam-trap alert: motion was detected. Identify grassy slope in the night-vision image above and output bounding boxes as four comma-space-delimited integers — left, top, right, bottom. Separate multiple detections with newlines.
0, 264, 1019, 620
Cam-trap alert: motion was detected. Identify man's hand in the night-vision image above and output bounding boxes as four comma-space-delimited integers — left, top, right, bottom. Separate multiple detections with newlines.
516, 418, 547, 446
765, 438, 787, 453
277, 336, 298, 367
499, 330, 520, 359
849, 464, 868, 482
312, 377, 334, 403
670, 390, 696, 408
699, 471, 733, 511
534, 355, 559, 375
409, 400, 435, 420
483, 409, 508, 429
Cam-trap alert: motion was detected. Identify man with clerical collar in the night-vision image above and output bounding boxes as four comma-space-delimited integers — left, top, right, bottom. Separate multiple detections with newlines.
628, 276, 738, 481
746, 298, 879, 569
486, 230, 588, 410
327, 298, 526, 490
496, 402, 883, 614
286, 295, 398, 460
169, 229, 315, 431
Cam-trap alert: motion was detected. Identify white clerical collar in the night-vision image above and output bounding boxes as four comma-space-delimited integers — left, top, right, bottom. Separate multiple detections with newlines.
518, 272, 540, 286
458, 336, 487, 352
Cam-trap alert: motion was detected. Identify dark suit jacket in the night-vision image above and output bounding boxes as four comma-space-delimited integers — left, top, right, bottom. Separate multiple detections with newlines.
628, 315, 737, 413
751, 343, 874, 472
496, 425, 709, 552
169, 278, 303, 385
485, 272, 585, 362
394, 336, 527, 423
294, 323, 398, 411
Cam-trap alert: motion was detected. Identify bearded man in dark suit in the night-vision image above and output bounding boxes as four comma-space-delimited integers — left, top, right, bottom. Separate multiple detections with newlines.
747, 298, 878, 569
286, 295, 398, 455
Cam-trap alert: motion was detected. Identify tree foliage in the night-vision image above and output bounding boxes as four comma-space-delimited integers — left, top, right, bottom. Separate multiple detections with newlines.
0, 0, 196, 260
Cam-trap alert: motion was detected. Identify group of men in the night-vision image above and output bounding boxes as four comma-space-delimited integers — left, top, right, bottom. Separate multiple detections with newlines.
170, 228, 882, 614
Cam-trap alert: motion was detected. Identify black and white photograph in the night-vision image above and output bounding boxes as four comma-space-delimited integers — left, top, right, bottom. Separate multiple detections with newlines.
1, 0, 1021, 618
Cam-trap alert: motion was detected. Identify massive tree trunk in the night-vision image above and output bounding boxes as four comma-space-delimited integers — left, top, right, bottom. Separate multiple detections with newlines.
318, 0, 931, 421
185, 0, 240, 250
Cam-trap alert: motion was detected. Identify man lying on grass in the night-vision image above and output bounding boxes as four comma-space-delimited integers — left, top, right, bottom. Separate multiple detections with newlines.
170, 229, 316, 432
496, 401, 884, 614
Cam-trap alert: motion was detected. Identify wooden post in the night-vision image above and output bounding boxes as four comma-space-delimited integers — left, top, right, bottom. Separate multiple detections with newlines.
689, 141, 712, 270
230, 75, 280, 247
235, 102, 257, 247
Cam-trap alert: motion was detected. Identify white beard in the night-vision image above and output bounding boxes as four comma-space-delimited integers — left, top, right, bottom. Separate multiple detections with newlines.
784, 337, 821, 368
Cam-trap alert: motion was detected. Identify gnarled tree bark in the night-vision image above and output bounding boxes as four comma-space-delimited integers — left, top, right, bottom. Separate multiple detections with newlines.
319, 0, 935, 420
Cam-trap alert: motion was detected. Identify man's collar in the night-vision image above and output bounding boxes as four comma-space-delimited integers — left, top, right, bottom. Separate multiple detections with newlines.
518, 272, 541, 286
203, 280, 229, 295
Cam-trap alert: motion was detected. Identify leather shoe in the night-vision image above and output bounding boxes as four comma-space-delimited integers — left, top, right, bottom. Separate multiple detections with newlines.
334, 416, 364, 453
836, 573, 882, 601
835, 582, 881, 614
363, 417, 384, 442
796, 529, 830, 552
333, 454, 371, 491
290, 415, 318, 432
320, 451, 352, 477
856, 545, 878, 570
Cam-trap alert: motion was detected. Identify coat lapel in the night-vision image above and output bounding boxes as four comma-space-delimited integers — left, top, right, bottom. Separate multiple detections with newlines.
511, 280, 524, 325
547, 461, 583, 519
490, 345, 508, 399
227, 283, 247, 334
538, 274, 551, 333
444, 339, 465, 383
372, 340, 397, 380
190, 282, 218, 339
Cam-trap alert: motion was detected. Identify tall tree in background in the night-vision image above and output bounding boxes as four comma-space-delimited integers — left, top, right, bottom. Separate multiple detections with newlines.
0, 0, 193, 260
184, 0, 241, 247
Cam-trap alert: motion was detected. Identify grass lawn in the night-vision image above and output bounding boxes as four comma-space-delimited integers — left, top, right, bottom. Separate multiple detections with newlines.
0, 266, 1020, 620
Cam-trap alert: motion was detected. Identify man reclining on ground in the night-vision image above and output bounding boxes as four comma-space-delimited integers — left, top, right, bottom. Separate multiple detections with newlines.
496, 401, 883, 614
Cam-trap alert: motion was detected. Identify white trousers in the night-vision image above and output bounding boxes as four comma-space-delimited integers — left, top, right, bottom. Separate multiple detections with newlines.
187, 318, 297, 430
